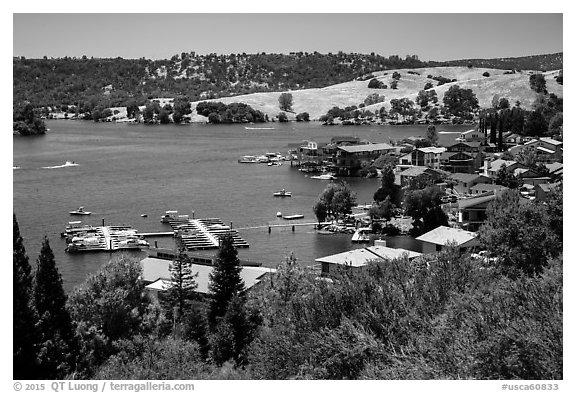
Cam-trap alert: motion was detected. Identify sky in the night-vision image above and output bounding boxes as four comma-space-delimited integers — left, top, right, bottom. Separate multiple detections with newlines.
12, 12, 563, 61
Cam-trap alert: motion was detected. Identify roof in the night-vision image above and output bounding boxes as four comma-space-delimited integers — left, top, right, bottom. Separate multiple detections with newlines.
338, 142, 395, 153
416, 226, 478, 246
400, 166, 433, 177
140, 257, 275, 294
460, 129, 477, 135
470, 183, 507, 192
449, 141, 482, 149
536, 146, 555, 154
526, 137, 562, 146
536, 182, 560, 193
450, 173, 484, 183
458, 192, 500, 209
417, 147, 446, 154
489, 159, 517, 172
545, 162, 563, 173
315, 246, 420, 267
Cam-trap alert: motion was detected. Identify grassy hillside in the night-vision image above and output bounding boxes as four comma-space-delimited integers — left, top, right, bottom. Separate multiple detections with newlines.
189, 66, 563, 121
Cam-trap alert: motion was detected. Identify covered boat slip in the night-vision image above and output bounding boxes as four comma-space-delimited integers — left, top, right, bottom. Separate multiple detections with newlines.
168, 217, 249, 251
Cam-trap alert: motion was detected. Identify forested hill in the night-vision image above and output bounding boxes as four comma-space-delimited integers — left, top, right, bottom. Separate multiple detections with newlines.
13, 52, 562, 109
434, 52, 563, 72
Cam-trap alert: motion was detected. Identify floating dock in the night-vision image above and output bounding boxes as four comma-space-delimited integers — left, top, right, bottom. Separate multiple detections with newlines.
167, 217, 249, 251
63, 225, 149, 253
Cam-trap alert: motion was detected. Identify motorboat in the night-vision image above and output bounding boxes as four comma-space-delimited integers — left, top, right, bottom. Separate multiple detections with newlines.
42, 161, 79, 169
69, 206, 92, 215
160, 210, 179, 223
310, 173, 336, 180
268, 161, 282, 166
65, 236, 106, 252
238, 155, 259, 163
273, 189, 292, 197
283, 214, 304, 220
117, 237, 150, 250
351, 227, 371, 243
60, 221, 94, 238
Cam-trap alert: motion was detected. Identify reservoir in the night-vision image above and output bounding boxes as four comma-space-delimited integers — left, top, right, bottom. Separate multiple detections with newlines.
13, 120, 470, 291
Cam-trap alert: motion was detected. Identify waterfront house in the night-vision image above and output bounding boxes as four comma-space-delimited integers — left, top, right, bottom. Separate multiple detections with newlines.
398, 146, 446, 169
416, 225, 479, 253
449, 173, 492, 194
399, 166, 447, 187
545, 162, 563, 180
456, 191, 503, 231
332, 142, 395, 176
485, 159, 527, 179
316, 245, 421, 276
457, 129, 485, 143
439, 142, 484, 173
140, 257, 275, 300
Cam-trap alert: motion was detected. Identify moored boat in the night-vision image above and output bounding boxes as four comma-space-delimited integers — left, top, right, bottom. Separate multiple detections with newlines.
283, 214, 304, 220
238, 155, 259, 163
310, 173, 336, 180
273, 189, 292, 197
351, 227, 371, 243
161, 210, 179, 223
69, 206, 91, 215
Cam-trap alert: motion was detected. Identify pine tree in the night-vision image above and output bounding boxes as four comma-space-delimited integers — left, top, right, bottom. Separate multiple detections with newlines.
13, 214, 39, 379
33, 236, 76, 379
208, 233, 245, 328
161, 249, 198, 326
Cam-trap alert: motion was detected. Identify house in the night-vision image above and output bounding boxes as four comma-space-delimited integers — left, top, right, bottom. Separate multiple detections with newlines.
316, 246, 421, 276
485, 159, 527, 179
509, 138, 563, 163
440, 142, 484, 173
535, 182, 561, 202
398, 147, 446, 169
545, 162, 563, 180
469, 183, 508, 195
399, 166, 446, 187
332, 142, 395, 176
140, 257, 275, 300
456, 191, 507, 231
457, 129, 485, 143
449, 173, 492, 194
416, 225, 480, 253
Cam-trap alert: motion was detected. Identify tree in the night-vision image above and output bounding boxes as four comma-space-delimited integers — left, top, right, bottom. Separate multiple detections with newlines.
158, 108, 170, 124
208, 233, 246, 328
416, 90, 429, 108
364, 93, 385, 106
548, 112, 563, 135
425, 125, 439, 145
424, 82, 434, 90
529, 74, 547, 94
278, 92, 293, 112
33, 237, 76, 379
313, 181, 357, 222
13, 215, 39, 379
296, 112, 310, 121
442, 85, 479, 117
524, 110, 548, 137
495, 164, 520, 189
367, 78, 384, 89
161, 249, 198, 326
478, 190, 560, 277
403, 186, 447, 236
278, 112, 289, 122
373, 164, 400, 205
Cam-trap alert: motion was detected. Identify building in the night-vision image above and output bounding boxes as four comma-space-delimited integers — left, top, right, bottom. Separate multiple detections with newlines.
399, 166, 447, 187
331, 142, 395, 176
535, 182, 561, 202
398, 147, 446, 169
140, 257, 275, 300
457, 129, 485, 143
484, 159, 527, 179
449, 173, 492, 195
456, 192, 500, 231
469, 183, 508, 195
416, 226, 480, 253
316, 245, 421, 276
440, 142, 484, 173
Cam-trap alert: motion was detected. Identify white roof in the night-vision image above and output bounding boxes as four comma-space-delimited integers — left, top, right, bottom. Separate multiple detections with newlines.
416, 226, 478, 246
338, 143, 395, 153
417, 147, 446, 154
526, 138, 562, 146
316, 246, 420, 267
140, 257, 275, 294
489, 159, 517, 172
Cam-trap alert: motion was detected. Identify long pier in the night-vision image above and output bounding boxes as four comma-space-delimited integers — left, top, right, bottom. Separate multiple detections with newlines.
235, 221, 332, 230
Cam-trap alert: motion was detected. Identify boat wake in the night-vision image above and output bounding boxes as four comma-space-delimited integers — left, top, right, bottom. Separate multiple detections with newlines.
42, 161, 79, 169
245, 127, 275, 130
438, 131, 462, 134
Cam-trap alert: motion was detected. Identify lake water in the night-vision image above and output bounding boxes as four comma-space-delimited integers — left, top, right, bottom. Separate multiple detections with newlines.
13, 120, 470, 291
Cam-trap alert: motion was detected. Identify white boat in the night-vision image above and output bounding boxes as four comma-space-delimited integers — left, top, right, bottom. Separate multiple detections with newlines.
69, 206, 91, 215
42, 161, 79, 169
245, 127, 275, 130
268, 161, 282, 166
273, 189, 292, 197
283, 214, 304, 220
351, 227, 371, 243
65, 236, 106, 252
160, 210, 179, 223
310, 173, 336, 180
13, 166, 21, 170
60, 221, 94, 238
238, 155, 259, 163
117, 237, 150, 250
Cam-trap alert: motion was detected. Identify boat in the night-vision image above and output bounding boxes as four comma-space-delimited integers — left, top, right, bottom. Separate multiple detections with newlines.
160, 210, 179, 223
283, 214, 304, 220
141, 214, 148, 217
65, 236, 107, 252
310, 173, 336, 180
276, 212, 282, 217
117, 237, 150, 250
351, 227, 371, 243
42, 161, 79, 169
268, 161, 282, 166
273, 189, 292, 197
60, 221, 94, 238
244, 127, 275, 130
238, 155, 259, 163
69, 206, 92, 215
13, 166, 21, 170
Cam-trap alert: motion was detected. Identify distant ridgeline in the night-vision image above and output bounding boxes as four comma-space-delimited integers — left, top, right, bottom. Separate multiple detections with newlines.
13, 52, 562, 111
